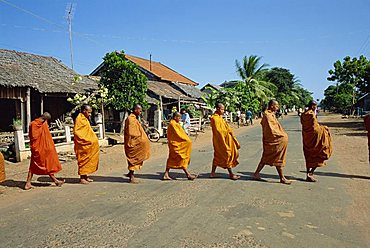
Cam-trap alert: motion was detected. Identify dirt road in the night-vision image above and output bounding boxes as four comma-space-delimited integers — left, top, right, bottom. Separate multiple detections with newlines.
0, 114, 369, 247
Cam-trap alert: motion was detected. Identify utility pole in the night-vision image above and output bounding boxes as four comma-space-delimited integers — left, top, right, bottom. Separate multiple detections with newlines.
66, 3, 76, 70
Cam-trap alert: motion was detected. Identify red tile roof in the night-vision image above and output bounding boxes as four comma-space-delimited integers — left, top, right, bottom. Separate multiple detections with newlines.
125, 55, 198, 86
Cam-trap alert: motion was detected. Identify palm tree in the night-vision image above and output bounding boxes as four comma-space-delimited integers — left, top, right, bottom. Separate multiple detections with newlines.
235, 55, 276, 103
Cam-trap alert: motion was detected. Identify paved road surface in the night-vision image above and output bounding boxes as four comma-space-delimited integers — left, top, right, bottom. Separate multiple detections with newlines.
0, 115, 367, 247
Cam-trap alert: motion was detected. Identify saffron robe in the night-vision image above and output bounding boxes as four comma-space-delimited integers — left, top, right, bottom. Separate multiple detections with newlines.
74, 113, 99, 175
0, 152, 5, 182
260, 110, 288, 167
364, 115, 370, 162
210, 113, 240, 168
124, 114, 150, 171
301, 109, 332, 168
166, 119, 192, 169
29, 118, 62, 175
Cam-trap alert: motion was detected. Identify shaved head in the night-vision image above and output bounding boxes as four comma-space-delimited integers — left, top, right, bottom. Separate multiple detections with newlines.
81, 104, 92, 112
215, 103, 225, 116
267, 99, 279, 112
41, 112, 51, 121
132, 104, 142, 117
215, 103, 224, 109
268, 99, 278, 108
172, 111, 181, 119
308, 100, 317, 108
132, 104, 142, 112
81, 104, 92, 118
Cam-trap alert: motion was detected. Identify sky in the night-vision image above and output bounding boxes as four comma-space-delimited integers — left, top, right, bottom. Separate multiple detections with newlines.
1, 0, 370, 100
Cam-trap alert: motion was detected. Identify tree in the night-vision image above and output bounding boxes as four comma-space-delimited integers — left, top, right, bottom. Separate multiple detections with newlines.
320, 83, 353, 113
327, 55, 370, 112
99, 51, 148, 133
235, 55, 277, 105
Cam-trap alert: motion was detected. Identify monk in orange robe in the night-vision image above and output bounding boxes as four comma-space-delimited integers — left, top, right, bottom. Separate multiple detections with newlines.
364, 114, 370, 165
210, 103, 240, 180
253, 100, 291, 184
74, 104, 99, 184
124, 104, 150, 183
301, 100, 332, 182
0, 152, 6, 183
163, 112, 196, 180
25, 112, 64, 190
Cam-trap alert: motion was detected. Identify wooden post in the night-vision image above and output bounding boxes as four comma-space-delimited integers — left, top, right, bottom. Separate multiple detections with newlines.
178, 96, 181, 111
101, 103, 105, 138
20, 99, 25, 132
97, 123, 104, 139
40, 94, 44, 114
26, 87, 31, 132
14, 129, 26, 162
64, 125, 72, 143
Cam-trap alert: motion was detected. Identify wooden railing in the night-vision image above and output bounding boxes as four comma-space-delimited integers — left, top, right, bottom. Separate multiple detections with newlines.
14, 124, 104, 162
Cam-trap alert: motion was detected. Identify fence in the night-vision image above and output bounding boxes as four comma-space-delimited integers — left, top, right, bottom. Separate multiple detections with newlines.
14, 123, 105, 162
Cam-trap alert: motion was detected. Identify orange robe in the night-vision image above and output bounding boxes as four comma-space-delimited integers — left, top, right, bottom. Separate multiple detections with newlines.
210, 113, 240, 168
74, 113, 99, 175
29, 118, 62, 175
124, 114, 150, 171
301, 109, 332, 168
0, 152, 5, 182
166, 119, 192, 169
260, 110, 288, 167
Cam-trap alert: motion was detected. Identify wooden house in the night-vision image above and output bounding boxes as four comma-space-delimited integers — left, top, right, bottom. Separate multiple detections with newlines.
0, 49, 97, 132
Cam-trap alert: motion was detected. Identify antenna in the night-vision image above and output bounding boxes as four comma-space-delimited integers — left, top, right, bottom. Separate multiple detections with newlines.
65, 3, 76, 70
149, 54, 152, 71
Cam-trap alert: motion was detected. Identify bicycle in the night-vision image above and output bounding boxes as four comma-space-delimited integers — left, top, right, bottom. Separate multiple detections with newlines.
141, 123, 161, 142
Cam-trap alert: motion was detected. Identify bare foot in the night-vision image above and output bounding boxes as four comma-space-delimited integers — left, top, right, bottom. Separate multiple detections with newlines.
252, 173, 262, 181
187, 174, 197, 181
55, 179, 65, 187
86, 178, 94, 182
280, 179, 292, 185
80, 179, 90, 184
24, 183, 33, 190
129, 177, 139, 184
162, 174, 173, 181
306, 174, 317, 182
209, 173, 217, 178
229, 174, 240, 181
124, 173, 130, 178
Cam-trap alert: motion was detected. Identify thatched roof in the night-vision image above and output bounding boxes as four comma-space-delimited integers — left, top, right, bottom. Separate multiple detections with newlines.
0, 49, 98, 94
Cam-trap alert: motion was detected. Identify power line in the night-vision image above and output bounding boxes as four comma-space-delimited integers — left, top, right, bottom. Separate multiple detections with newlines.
357, 34, 370, 56
0, 0, 104, 47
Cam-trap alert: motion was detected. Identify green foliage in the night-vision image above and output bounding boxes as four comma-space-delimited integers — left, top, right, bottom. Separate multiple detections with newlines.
180, 103, 202, 118
320, 83, 353, 112
99, 51, 148, 112
235, 55, 276, 104
262, 67, 312, 109
202, 57, 313, 115
323, 55, 370, 112
328, 55, 370, 97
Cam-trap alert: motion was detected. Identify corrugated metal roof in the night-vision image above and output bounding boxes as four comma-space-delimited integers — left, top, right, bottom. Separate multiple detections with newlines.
147, 81, 195, 100
172, 82, 204, 99
126, 55, 198, 86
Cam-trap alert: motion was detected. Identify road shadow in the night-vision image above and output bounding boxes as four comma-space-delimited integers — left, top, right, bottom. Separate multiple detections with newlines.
299, 171, 370, 180
340, 132, 367, 137
239, 171, 305, 182
37, 176, 127, 184
321, 121, 364, 130
0, 180, 51, 189
138, 172, 199, 181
